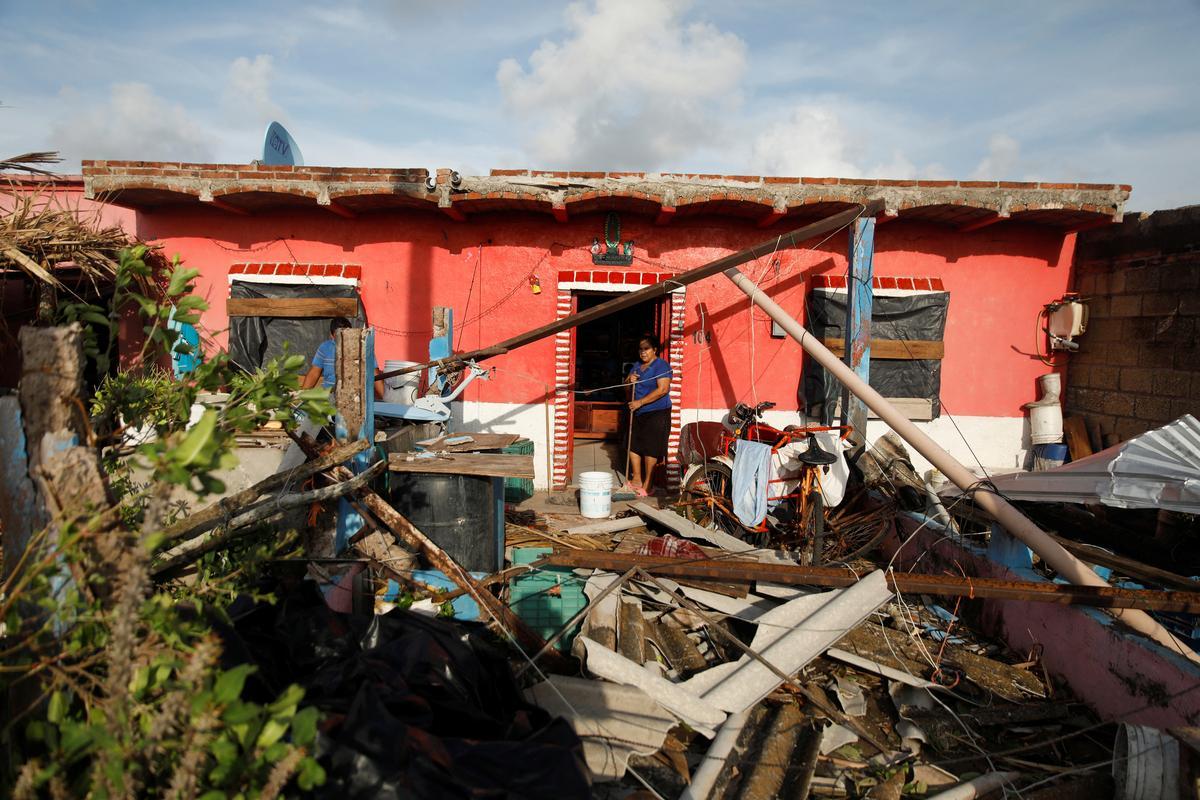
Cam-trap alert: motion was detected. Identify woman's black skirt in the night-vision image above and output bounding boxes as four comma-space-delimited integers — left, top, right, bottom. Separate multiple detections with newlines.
630, 409, 670, 460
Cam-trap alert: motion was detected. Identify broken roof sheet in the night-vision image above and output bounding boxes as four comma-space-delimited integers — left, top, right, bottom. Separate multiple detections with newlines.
984, 415, 1200, 512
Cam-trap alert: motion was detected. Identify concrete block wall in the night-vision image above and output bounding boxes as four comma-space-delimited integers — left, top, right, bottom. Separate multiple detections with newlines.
1066, 206, 1200, 442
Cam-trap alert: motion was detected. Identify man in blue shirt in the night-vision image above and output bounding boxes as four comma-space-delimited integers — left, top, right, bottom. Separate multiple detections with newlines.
625, 333, 672, 496
301, 318, 384, 399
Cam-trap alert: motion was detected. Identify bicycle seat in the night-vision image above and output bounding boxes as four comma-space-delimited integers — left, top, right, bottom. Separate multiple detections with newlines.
796, 434, 838, 466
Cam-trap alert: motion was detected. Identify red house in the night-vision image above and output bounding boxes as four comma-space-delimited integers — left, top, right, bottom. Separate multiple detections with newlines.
78, 161, 1128, 489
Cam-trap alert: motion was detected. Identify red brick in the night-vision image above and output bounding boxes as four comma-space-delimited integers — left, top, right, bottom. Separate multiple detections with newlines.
878, 276, 898, 289
913, 277, 932, 290
723, 175, 760, 183
1038, 182, 1078, 190
559, 270, 575, 283
877, 179, 917, 186
802, 177, 839, 185
960, 181, 998, 188
624, 272, 641, 284
840, 178, 878, 186
642, 273, 658, 284
608, 271, 622, 283
571, 171, 605, 180
915, 180, 955, 187
575, 271, 590, 283
1119, 184, 1133, 193
898, 277, 915, 290
764, 176, 800, 184
998, 181, 1038, 189
606, 171, 644, 179
258, 264, 276, 275
490, 169, 527, 176
343, 265, 362, 279
930, 278, 945, 291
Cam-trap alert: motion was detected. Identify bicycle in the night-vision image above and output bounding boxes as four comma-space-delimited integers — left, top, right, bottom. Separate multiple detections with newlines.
678, 401, 883, 564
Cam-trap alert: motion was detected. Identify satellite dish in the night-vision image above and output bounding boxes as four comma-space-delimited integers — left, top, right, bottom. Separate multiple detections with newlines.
262, 121, 303, 166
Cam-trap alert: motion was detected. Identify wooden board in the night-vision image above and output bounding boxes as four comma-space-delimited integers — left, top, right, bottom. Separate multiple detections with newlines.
1063, 416, 1093, 461
822, 338, 944, 360
388, 452, 534, 479
226, 297, 359, 318
417, 433, 522, 452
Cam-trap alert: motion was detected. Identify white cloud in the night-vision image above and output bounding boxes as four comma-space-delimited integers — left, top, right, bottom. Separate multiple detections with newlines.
971, 133, 1021, 179
225, 54, 283, 125
746, 106, 863, 177
497, 0, 747, 169
49, 83, 214, 163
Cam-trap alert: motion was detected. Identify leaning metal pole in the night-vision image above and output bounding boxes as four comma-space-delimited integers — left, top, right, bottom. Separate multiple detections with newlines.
723, 265, 1199, 663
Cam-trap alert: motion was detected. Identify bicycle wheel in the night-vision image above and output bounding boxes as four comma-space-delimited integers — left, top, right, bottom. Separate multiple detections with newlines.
679, 461, 743, 538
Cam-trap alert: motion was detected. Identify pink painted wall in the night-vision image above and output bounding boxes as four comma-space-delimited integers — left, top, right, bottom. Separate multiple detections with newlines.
131, 208, 1073, 418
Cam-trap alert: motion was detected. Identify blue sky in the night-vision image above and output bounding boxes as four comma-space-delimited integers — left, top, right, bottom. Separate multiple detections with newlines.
2, 0, 1198, 210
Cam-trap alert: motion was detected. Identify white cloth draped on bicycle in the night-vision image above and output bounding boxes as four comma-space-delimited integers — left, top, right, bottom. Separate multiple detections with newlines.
732, 440, 773, 527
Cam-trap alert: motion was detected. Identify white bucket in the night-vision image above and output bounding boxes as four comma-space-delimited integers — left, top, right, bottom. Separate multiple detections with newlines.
1114, 723, 1179, 800
1029, 403, 1063, 445
578, 471, 613, 518
383, 360, 420, 404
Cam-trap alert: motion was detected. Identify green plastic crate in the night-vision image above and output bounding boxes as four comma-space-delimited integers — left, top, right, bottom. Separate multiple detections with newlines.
508, 547, 586, 652
502, 438, 535, 503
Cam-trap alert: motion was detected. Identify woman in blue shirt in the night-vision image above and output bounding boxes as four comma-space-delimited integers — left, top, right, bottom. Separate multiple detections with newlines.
625, 334, 672, 496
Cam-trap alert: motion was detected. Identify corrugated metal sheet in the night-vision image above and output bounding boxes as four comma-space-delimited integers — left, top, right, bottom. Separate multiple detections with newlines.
978, 415, 1200, 512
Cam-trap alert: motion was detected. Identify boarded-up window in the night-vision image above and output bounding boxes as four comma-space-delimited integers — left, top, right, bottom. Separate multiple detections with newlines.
227, 281, 364, 372
802, 289, 949, 422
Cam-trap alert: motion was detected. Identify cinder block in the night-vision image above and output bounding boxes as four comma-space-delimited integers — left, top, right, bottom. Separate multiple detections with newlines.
1110, 294, 1142, 317
1142, 292, 1181, 316
1114, 417, 1149, 440
1153, 371, 1191, 398
1119, 368, 1154, 392
1135, 395, 1171, 423
1100, 392, 1135, 417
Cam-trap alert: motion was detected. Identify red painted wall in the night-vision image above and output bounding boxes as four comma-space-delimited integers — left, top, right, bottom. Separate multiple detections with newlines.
132, 208, 1074, 418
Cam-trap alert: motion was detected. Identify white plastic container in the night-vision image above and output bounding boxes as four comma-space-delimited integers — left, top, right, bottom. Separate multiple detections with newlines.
1029, 403, 1064, 445
383, 360, 421, 404
1114, 723, 1179, 800
578, 471, 613, 518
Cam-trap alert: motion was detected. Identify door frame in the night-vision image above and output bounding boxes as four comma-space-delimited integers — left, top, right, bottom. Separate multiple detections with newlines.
550, 270, 686, 491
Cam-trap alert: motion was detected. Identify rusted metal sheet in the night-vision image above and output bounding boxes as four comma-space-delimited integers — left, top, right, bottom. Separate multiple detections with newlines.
537, 551, 1200, 613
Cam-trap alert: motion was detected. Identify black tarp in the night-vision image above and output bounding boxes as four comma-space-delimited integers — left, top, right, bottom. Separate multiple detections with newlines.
220, 579, 591, 799
802, 290, 949, 422
228, 281, 364, 372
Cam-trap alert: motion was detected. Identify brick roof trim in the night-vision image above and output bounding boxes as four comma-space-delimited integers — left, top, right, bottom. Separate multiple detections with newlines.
80, 160, 1131, 223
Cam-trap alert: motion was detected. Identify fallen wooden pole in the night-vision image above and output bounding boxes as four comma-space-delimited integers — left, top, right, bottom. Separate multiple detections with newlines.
152, 460, 386, 575
157, 438, 370, 548
721, 263, 1200, 662
538, 551, 1200, 614
377, 200, 885, 381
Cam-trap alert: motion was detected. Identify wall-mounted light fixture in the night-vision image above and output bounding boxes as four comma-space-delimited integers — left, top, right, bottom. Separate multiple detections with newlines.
529, 275, 542, 294
592, 212, 633, 266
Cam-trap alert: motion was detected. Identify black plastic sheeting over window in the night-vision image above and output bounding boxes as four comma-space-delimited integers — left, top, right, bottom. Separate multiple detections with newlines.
220, 579, 591, 799
228, 281, 365, 373
802, 290, 949, 422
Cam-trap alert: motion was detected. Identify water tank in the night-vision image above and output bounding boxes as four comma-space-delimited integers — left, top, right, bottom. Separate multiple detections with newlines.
389, 472, 496, 572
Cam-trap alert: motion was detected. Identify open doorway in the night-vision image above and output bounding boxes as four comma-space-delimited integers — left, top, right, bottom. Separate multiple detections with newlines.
570, 291, 665, 486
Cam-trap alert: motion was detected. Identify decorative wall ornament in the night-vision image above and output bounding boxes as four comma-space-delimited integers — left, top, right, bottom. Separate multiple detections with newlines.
591, 212, 634, 266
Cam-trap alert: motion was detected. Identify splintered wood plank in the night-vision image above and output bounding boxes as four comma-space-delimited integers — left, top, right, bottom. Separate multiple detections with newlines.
418, 433, 522, 452
1063, 416, 1093, 461
617, 598, 647, 665
822, 338, 944, 360
649, 616, 708, 674
388, 452, 534, 478
226, 297, 359, 317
